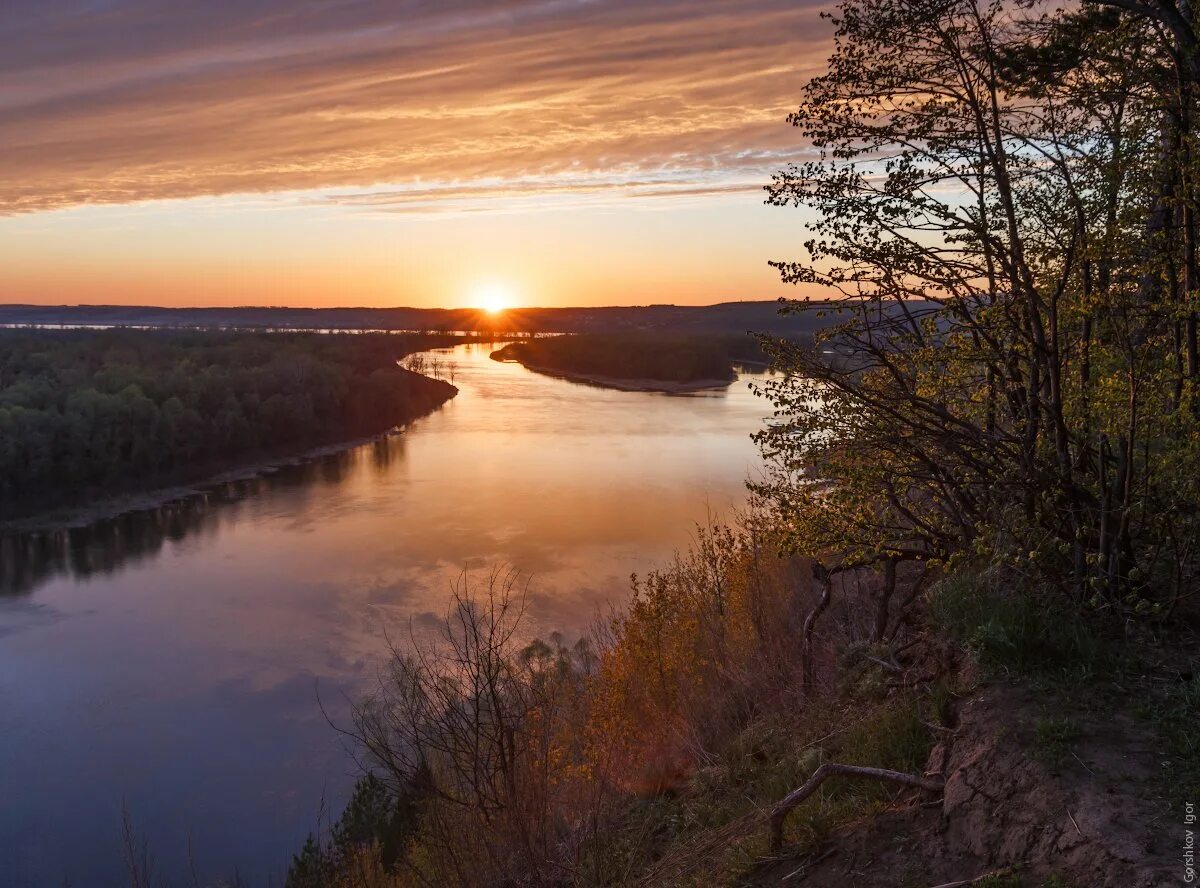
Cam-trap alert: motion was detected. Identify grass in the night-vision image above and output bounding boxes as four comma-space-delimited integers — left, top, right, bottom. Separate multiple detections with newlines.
1030, 717, 1082, 772
973, 876, 1072, 888
929, 570, 1119, 681
974, 876, 1023, 888
588, 695, 937, 886
933, 566, 1199, 818
767, 699, 933, 855
1136, 674, 1200, 807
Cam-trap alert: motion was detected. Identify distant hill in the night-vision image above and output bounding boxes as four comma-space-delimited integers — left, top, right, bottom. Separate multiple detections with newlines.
0, 300, 852, 337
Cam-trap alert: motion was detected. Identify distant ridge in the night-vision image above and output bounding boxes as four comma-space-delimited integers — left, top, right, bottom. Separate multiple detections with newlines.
0, 300, 848, 337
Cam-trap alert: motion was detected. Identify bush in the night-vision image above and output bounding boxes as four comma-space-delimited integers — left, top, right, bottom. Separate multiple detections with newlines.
929, 570, 1115, 679
320, 515, 938, 886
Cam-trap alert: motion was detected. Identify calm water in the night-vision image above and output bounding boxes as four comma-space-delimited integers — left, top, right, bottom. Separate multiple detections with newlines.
0, 343, 767, 886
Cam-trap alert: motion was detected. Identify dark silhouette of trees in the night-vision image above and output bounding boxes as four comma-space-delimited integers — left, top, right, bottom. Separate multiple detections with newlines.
491, 333, 768, 384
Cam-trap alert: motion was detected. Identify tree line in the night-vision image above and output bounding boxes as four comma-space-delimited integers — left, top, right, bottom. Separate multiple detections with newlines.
491, 333, 770, 384
0, 330, 462, 513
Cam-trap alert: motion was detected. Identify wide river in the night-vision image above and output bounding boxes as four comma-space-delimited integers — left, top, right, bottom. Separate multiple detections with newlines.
0, 342, 768, 886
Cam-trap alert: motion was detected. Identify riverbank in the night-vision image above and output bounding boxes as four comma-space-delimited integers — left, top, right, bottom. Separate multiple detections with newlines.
0, 377, 459, 536
2, 433, 375, 535
0, 329, 469, 532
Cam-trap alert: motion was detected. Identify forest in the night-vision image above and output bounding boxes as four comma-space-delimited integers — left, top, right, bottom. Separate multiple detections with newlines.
490, 333, 767, 385
0, 330, 461, 517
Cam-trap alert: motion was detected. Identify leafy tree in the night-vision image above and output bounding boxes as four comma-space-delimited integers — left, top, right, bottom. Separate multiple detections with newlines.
754, 0, 1200, 616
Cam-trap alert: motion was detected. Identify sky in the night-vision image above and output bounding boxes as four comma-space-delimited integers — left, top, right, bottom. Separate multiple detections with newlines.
0, 1, 831, 308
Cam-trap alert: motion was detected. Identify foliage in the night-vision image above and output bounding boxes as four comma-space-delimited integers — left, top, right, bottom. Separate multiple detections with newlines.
929, 570, 1115, 678
753, 0, 1200, 621
310, 514, 939, 886
491, 333, 767, 383
0, 329, 463, 515
285, 774, 423, 888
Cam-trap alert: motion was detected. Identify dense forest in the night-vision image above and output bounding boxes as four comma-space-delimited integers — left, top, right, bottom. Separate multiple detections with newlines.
0, 330, 462, 516
490, 333, 767, 385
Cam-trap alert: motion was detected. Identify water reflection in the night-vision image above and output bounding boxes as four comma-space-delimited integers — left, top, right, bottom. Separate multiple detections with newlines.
0, 343, 767, 886
0, 438, 426, 597
2, 463, 305, 597
1, 500, 219, 597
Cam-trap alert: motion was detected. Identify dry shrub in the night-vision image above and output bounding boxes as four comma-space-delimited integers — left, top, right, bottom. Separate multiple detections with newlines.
348, 567, 613, 886
588, 515, 812, 792
338, 512, 915, 886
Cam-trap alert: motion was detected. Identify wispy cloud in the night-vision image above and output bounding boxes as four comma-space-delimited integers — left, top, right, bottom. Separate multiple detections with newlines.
0, 0, 829, 214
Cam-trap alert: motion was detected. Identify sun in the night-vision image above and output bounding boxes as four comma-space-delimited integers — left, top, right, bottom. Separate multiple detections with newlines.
472, 282, 516, 315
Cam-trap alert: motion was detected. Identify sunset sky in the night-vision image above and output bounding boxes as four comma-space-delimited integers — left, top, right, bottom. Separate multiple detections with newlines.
0, 1, 830, 308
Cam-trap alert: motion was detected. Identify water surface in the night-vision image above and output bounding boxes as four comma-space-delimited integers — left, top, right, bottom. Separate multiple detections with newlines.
0, 343, 766, 885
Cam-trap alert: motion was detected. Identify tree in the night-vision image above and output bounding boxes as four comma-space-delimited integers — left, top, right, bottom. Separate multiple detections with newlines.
755, 0, 1200, 615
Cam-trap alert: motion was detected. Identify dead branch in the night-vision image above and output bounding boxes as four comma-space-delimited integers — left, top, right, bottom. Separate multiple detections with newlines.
861, 654, 903, 674
768, 763, 943, 851
801, 562, 832, 690
927, 871, 1014, 888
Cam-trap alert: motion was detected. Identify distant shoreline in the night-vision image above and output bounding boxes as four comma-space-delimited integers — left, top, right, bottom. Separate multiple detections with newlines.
0, 300, 839, 339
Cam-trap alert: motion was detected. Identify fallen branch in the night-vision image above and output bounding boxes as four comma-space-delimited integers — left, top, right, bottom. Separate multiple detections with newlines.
862, 654, 904, 674
921, 719, 958, 736
927, 870, 1013, 888
781, 847, 836, 881
768, 763, 943, 851
1068, 808, 1082, 836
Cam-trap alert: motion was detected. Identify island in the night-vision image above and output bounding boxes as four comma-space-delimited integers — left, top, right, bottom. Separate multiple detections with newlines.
489, 333, 766, 392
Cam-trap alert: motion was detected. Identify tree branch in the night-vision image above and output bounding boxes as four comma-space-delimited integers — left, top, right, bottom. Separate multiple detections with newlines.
768, 763, 943, 851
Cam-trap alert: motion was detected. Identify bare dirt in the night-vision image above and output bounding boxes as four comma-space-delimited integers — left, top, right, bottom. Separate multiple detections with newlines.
750, 683, 1180, 887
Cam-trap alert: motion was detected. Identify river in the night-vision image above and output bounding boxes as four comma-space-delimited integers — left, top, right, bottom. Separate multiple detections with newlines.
0, 342, 768, 886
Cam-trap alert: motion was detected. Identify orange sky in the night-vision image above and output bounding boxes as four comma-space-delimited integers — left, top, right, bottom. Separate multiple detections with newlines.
0, 1, 832, 308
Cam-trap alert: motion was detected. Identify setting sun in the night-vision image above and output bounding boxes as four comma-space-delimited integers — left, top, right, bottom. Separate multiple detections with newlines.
472, 282, 517, 315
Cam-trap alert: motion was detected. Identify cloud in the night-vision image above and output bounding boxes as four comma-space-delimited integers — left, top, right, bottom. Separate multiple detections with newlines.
310, 166, 786, 216
0, 0, 830, 213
